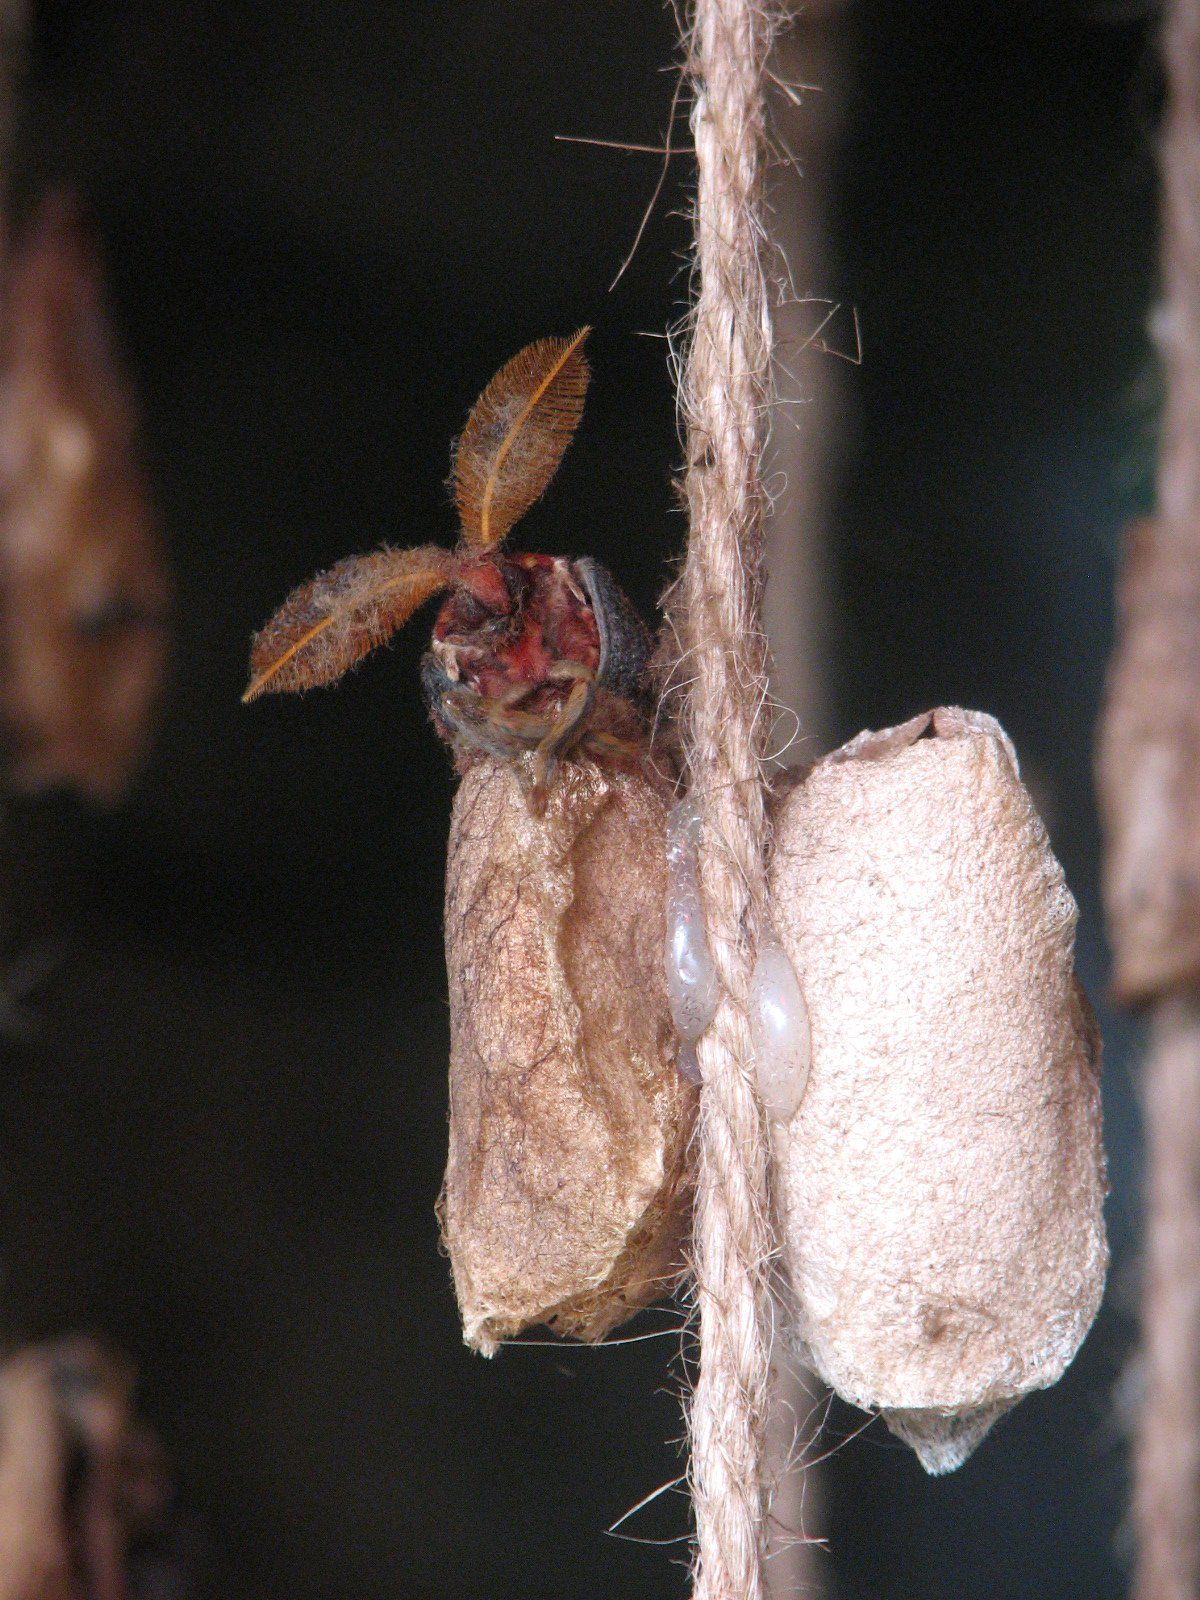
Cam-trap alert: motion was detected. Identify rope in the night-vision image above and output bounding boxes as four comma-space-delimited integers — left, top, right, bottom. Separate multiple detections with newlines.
676, 1, 777, 1595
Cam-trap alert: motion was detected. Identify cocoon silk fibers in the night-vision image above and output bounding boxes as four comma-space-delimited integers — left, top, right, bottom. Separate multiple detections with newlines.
767, 708, 1108, 1473
440, 756, 696, 1354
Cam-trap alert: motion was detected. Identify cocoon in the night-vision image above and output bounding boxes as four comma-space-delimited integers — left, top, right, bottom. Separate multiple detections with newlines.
768, 707, 1108, 1472
441, 756, 696, 1354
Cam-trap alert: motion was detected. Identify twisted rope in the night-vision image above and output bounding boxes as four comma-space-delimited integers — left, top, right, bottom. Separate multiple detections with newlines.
677, 2, 777, 1596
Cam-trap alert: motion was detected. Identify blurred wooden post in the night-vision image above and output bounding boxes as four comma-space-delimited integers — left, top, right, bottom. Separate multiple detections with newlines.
1097, 1, 1200, 1595
0, 1, 24, 168
0, 0, 23, 267
763, 3, 844, 759
763, 3, 847, 1593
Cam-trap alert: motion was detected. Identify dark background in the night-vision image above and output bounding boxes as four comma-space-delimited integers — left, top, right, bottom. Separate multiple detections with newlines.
0, 1, 1158, 1596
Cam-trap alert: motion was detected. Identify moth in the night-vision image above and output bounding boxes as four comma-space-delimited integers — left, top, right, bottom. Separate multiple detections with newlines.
244, 328, 657, 809
246, 336, 695, 1350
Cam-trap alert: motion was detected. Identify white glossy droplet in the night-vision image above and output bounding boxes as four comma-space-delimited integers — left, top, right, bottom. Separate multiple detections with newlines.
677, 1039, 703, 1086
664, 796, 720, 1045
750, 940, 811, 1123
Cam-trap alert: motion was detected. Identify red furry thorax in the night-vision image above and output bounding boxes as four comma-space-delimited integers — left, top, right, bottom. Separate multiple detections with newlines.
432, 552, 600, 711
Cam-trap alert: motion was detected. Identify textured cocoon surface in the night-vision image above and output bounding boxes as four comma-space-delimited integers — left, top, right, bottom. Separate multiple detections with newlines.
769, 707, 1108, 1472
441, 757, 695, 1354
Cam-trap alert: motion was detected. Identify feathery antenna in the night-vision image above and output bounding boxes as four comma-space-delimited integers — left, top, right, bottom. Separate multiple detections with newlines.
243, 545, 455, 701
453, 328, 590, 549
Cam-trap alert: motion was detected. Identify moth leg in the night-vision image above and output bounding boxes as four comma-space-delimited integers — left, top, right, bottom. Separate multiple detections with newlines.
528, 674, 596, 814
490, 660, 597, 787
443, 690, 534, 763
582, 726, 644, 767
423, 650, 600, 805
422, 655, 532, 763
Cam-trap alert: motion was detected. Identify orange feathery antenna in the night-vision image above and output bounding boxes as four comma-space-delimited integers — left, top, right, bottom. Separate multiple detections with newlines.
243, 331, 591, 701
452, 328, 590, 549
242, 545, 455, 701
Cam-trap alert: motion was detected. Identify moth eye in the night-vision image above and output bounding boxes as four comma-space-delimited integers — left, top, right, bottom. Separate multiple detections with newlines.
664, 796, 720, 1061
450, 593, 489, 631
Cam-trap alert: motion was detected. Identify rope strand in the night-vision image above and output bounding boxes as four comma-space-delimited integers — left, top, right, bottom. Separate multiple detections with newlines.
677, 2, 778, 1595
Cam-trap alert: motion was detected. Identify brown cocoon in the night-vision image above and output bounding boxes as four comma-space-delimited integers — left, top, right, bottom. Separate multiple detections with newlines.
1097, 517, 1200, 1002
0, 192, 171, 803
769, 707, 1108, 1473
441, 756, 695, 1354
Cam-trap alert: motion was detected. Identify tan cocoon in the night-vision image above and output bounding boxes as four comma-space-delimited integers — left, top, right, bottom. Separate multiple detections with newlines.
441, 757, 695, 1354
769, 707, 1107, 1472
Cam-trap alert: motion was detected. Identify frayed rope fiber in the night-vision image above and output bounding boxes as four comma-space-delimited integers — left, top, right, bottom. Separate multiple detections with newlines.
676, 1, 778, 1596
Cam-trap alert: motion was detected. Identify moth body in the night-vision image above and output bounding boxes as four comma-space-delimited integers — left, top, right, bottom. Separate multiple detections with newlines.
423, 550, 652, 792
245, 332, 694, 1347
